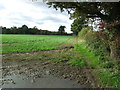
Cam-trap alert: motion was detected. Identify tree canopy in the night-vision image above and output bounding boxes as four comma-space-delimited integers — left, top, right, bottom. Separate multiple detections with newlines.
46, 2, 120, 22
46, 2, 120, 39
1, 25, 70, 35
58, 25, 66, 34
45, 1, 120, 59
45, 2, 120, 38
71, 17, 87, 35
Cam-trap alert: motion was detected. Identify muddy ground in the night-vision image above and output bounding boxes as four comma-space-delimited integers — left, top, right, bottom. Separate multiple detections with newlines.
1, 49, 101, 88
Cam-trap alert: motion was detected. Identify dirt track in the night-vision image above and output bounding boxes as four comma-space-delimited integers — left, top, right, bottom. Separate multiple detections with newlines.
1, 50, 101, 88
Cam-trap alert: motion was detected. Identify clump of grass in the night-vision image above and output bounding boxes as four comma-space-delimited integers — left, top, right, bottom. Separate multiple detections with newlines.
74, 43, 100, 68
96, 68, 119, 88
70, 58, 86, 67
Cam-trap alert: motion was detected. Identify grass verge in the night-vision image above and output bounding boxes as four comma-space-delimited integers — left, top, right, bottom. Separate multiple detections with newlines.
74, 42, 119, 89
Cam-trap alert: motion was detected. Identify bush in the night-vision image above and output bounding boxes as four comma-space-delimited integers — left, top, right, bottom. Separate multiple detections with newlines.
78, 27, 110, 61
77, 27, 120, 89
78, 27, 92, 39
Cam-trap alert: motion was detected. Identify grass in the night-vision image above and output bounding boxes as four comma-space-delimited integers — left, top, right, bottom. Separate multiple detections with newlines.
2, 34, 86, 68
75, 42, 119, 89
70, 58, 87, 67
1, 34, 74, 54
2, 34, 119, 88
3, 48, 87, 68
74, 43, 100, 68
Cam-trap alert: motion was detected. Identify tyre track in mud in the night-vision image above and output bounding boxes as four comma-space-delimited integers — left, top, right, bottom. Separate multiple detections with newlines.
1, 47, 102, 88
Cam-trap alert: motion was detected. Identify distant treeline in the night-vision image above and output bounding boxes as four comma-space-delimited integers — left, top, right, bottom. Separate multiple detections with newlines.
0, 25, 72, 35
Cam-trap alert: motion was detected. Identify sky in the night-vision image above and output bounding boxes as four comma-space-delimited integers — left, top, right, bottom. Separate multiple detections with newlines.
0, 0, 73, 33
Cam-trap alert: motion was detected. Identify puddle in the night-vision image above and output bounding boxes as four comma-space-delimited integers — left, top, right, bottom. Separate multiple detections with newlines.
1, 74, 87, 88
2, 59, 92, 88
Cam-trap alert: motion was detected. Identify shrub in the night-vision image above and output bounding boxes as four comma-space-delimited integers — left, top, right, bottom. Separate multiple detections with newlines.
78, 27, 92, 39
78, 27, 110, 61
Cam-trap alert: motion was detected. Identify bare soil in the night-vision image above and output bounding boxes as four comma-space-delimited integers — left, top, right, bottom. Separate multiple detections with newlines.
1, 49, 101, 88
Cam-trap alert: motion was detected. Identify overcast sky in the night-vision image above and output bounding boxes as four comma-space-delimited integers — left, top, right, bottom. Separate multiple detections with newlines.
0, 0, 73, 33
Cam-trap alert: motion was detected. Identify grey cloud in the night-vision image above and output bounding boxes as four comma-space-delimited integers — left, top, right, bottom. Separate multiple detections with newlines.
6, 11, 45, 26
0, 0, 72, 33
31, 2, 48, 8
8, 14, 34, 22
41, 16, 67, 23
23, 1, 69, 24
30, 2, 68, 17
20, 15, 45, 25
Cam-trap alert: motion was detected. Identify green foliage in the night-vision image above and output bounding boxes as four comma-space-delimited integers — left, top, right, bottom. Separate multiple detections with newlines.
46, 2, 120, 22
2, 34, 73, 54
58, 25, 66, 35
97, 68, 120, 88
74, 43, 100, 68
78, 27, 110, 61
71, 17, 87, 35
101, 61, 115, 69
46, 2, 120, 59
74, 43, 119, 89
70, 58, 86, 67
1, 25, 70, 35
46, 1, 120, 59
78, 27, 91, 39
76, 27, 119, 88
21, 25, 29, 34
85, 30, 99, 45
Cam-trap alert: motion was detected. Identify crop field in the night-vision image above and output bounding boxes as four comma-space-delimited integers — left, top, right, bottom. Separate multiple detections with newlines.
1, 34, 74, 54
2, 34, 118, 89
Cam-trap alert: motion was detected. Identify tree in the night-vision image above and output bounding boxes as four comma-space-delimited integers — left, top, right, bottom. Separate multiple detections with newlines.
46, 2, 120, 22
58, 25, 66, 35
71, 17, 87, 35
45, 2, 120, 36
45, 1, 120, 59
21, 25, 29, 34
10, 26, 17, 34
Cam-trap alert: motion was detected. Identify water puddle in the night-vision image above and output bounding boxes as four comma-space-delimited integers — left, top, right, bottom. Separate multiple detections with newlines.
1, 73, 87, 88
2, 60, 91, 88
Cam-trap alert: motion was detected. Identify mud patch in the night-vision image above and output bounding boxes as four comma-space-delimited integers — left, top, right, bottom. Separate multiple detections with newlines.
1, 73, 87, 88
2, 50, 100, 88
1, 59, 92, 88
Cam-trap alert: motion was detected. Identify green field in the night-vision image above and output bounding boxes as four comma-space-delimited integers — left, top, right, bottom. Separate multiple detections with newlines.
1, 34, 74, 54
1, 34, 119, 88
